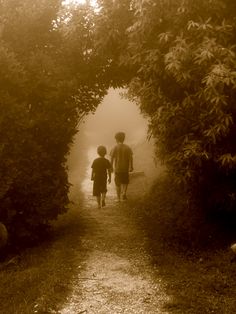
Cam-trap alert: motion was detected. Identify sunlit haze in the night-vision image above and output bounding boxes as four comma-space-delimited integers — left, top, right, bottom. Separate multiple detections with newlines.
62, 0, 97, 7
68, 88, 156, 190
80, 88, 149, 147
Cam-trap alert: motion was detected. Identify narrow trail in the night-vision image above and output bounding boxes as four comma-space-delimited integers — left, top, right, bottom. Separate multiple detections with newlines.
1, 90, 235, 313
61, 145, 168, 313
61, 187, 169, 314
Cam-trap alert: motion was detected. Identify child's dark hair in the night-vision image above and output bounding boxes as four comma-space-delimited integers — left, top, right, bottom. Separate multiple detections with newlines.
115, 132, 125, 143
97, 145, 107, 157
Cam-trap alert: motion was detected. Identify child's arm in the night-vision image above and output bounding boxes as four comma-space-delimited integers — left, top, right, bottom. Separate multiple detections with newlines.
110, 148, 115, 173
129, 151, 134, 172
108, 168, 112, 184
91, 169, 95, 181
110, 155, 114, 173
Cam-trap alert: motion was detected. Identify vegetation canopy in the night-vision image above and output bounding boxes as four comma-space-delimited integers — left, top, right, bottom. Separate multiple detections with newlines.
0, 0, 236, 244
0, 0, 107, 244
94, 0, 236, 224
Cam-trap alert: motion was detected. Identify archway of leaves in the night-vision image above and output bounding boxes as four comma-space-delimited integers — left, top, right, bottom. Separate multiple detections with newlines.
0, 0, 107, 244
1, 0, 236, 244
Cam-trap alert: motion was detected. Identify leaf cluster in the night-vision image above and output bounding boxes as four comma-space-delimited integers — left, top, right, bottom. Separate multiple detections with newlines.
125, 0, 236, 215
94, 0, 236, 217
0, 0, 108, 244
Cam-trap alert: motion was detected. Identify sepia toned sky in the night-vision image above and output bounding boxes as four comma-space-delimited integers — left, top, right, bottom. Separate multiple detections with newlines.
62, 0, 98, 7
68, 88, 152, 187
80, 88, 149, 148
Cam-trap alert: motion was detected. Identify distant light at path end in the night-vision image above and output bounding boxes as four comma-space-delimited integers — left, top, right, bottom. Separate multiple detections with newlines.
62, 0, 97, 7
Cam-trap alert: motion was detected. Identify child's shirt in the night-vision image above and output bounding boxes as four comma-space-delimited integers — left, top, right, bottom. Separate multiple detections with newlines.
91, 157, 111, 180
110, 143, 133, 173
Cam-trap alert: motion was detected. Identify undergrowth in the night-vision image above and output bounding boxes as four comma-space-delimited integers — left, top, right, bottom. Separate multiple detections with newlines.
138, 173, 236, 253
131, 173, 236, 313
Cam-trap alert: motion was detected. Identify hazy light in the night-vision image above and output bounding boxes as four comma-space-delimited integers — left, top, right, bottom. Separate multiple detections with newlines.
80, 88, 149, 147
62, 0, 97, 7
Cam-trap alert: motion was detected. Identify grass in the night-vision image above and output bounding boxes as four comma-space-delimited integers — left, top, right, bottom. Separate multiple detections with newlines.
131, 173, 236, 314
0, 201, 87, 314
1, 140, 236, 313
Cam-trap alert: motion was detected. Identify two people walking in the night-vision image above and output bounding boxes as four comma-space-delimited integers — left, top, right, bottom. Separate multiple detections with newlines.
91, 132, 133, 208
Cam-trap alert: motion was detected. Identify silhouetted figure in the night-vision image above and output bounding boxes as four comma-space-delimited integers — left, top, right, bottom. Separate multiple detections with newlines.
91, 146, 112, 208
110, 132, 133, 201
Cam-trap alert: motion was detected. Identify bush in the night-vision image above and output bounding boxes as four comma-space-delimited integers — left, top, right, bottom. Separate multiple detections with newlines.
122, 0, 236, 221
140, 174, 236, 251
0, 0, 107, 245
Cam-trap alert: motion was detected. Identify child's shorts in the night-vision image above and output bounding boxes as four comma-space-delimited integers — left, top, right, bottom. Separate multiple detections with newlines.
93, 179, 107, 196
115, 172, 129, 186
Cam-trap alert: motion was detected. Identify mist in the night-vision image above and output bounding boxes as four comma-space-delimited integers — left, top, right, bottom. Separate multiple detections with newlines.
80, 88, 149, 147
68, 88, 155, 190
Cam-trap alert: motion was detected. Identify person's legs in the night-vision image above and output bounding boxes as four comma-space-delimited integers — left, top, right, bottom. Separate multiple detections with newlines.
115, 185, 121, 201
115, 173, 121, 201
121, 184, 128, 200
93, 180, 101, 208
119, 173, 129, 200
96, 194, 101, 208
101, 192, 106, 206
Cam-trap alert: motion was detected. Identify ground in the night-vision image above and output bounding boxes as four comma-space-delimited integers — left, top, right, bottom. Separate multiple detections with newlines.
0, 141, 236, 313
60, 189, 169, 313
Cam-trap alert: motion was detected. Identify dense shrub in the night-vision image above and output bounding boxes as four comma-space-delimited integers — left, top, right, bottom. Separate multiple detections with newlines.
0, 0, 107, 244
95, 0, 236, 219
2, 0, 236, 245
127, 0, 236, 220
141, 174, 236, 251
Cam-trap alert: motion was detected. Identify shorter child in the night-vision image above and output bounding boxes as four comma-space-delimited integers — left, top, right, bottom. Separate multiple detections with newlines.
91, 145, 112, 208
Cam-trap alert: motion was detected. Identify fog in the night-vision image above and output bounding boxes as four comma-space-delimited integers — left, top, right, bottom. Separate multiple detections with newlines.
79, 88, 148, 147
68, 88, 156, 192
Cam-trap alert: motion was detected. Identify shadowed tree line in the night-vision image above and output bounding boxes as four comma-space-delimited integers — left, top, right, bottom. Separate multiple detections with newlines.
94, 0, 236, 235
0, 0, 236, 246
0, 0, 108, 245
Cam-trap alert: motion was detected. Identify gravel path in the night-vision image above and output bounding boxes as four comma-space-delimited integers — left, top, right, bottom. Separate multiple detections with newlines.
60, 198, 169, 314
60, 147, 169, 313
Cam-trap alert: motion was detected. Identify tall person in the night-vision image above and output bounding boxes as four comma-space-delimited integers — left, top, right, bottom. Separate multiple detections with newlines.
110, 132, 133, 201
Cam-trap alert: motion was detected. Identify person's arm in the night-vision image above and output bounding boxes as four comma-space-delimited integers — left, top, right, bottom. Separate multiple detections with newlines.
91, 169, 95, 181
129, 149, 134, 172
110, 147, 115, 173
91, 160, 95, 180
108, 168, 112, 184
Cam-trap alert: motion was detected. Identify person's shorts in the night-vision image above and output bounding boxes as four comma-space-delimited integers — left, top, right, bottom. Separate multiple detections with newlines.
115, 172, 129, 186
93, 179, 107, 196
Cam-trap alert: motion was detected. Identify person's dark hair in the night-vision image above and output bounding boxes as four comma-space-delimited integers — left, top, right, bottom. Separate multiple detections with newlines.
97, 145, 107, 157
115, 132, 125, 143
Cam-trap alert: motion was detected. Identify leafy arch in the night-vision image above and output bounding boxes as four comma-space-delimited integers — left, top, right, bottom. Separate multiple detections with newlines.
1, 0, 236, 243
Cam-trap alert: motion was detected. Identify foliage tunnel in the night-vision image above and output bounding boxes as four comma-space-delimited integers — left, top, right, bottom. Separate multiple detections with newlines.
0, 0, 108, 244
93, 0, 236, 229
1, 0, 236, 245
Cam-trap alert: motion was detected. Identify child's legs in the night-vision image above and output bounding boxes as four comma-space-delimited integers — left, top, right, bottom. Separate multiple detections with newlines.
101, 192, 106, 201
116, 185, 121, 200
96, 194, 101, 207
119, 173, 129, 197
115, 173, 121, 200
121, 184, 128, 196
101, 192, 106, 206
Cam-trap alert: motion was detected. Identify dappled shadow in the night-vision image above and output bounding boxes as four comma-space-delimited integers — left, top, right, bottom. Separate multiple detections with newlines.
0, 131, 96, 313
59, 180, 171, 313
0, 199, 94, 314
138, 202, 236, 314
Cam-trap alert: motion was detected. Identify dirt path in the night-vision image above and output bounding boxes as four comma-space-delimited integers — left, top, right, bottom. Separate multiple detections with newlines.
60, 188, 168, 313
1, 98, 235, 313
59, 143, 168, 314
1, 140, 235, 313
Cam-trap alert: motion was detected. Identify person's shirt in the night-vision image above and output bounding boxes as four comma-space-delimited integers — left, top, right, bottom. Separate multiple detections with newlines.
110, 143, 133, 173
91, 157, 111, 180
